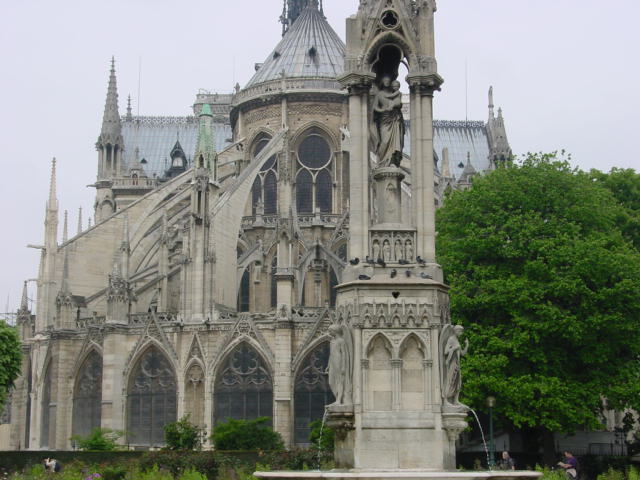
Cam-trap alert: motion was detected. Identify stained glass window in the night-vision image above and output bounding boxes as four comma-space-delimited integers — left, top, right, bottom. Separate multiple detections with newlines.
40, 362, 52, 448
329, 269, 338, 307
264, 172, 278, 215
127, 346, 177, 446
251, 177, 261, 215
238, 269, 250, 312
296, 131, 333, 214
316, 169, 332, 213
299, 135, 331, 169
296, 170, 313, 213
214, 343, 273, 425
294, 342, 334, 444
72, 350, 102, 438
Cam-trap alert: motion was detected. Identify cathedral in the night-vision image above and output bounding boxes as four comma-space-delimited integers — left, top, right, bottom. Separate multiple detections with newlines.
5, 0, 511, 452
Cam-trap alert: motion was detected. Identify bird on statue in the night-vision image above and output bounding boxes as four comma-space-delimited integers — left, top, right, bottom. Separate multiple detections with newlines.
398, 259, 410, 265
390, 269, 397, 278
420, 272, 433, 279
405, 270, 412, 278
349, 258, 360, 265
377, 258, 387, 268
365, 256, 376, 266
416, 256, 427, 266
358, 274, 371, 281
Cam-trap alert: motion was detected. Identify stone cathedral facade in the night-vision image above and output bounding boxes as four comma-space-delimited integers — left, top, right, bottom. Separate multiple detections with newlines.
6, 0, 510, 451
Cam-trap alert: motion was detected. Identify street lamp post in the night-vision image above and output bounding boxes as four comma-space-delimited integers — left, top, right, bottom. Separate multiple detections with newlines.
486, 395, 496, 469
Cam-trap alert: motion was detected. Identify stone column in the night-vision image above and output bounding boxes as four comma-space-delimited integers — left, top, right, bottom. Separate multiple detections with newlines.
101, 333, 129, 436
273, 321, 293, 447
407, 79, 441, 263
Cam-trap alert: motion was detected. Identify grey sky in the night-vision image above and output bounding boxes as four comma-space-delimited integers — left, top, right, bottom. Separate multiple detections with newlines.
1, 0, 638, 313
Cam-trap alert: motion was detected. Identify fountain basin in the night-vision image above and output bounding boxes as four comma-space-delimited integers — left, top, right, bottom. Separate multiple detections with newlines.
255, 471, 543, 480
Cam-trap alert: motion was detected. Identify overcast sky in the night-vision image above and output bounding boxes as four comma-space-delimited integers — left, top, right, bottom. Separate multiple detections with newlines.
1, 0, 638, 314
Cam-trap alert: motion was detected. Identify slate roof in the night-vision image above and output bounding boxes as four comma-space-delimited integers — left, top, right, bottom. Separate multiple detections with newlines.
245, 7, 345, 88
433, 120, 491, 179
121, 116, 232, 178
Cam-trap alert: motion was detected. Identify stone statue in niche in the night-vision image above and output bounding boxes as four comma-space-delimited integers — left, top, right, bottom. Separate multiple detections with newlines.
405, 239, 414, 261
372, 240, 381, 261
383, 240, 392, 262
394, 239, 404, 261
327, 323, 354, 405
371, 75, 405, 168
440, 325, 470, 406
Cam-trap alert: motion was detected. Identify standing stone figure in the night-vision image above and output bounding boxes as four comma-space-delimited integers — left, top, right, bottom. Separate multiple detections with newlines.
440, 325, 469, 406
394, 239, 404, 261
327, 323, 354, 405
382, 240, 392, 262
371, 76, 405, 168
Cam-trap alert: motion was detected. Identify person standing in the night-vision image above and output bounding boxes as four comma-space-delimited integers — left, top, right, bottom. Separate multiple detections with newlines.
499, 451, 516, 470
558, 451, 578, 479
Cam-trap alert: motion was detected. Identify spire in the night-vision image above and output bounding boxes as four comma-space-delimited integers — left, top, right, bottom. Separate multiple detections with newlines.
281, 0, 321, 35
47, 158, 58, 212
77, 207, 83, 235
63, 210, 68, 242
60, 247, 70, 294
19, 281, 29, 313
100, 57, 122, 140
488, 86, 495, 119
442, 148, 451, 178
126, 94, 132, 120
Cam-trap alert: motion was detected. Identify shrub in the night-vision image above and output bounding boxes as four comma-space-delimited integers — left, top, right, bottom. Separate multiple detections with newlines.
178, 470, 208, 480
211, 417, 284, 451
71, 427, 123, 451
139, 451, 218, 480
164, 415, 205, 451
308, 419, 334, 453
258, 448, 333, 471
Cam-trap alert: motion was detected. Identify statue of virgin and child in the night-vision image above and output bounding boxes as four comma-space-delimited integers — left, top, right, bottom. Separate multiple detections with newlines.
371, 74, 405, 168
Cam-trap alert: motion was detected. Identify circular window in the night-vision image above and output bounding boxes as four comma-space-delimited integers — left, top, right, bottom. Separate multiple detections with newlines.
381, 10, 399, 29
298, 135, 331, 169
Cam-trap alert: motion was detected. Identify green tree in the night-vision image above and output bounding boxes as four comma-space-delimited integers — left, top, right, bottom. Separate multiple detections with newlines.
436, 153, 640, 462
70, 427, 123, 450
210, 417, 284, 451
309, 419, 334, 453
0, 321, 21, 410
164, 415, 205, 450
590, 167, 640, 250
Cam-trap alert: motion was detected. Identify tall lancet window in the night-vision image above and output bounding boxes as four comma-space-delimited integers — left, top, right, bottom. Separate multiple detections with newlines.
250, 134, 278, 215
238, 268, 250, 312
295, 129, 333, 214
214, 343, 273, 425
294, 342, 334, 444
127, 346, 177, 446
72, 350, 103, 438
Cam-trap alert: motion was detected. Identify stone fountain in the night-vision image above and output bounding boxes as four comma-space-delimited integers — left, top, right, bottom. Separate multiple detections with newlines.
257, 2, 541, 480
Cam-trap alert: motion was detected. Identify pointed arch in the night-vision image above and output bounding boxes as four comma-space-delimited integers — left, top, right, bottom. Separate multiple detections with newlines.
237, 268, 250, 312
126, 344, 177, 446
400, 334, 426, 410
264, 171, 278, 215
213, 341, 273, 425
316, 169, 333, 214
293, 340, 334, 445
366, 333, 393, 411
72, 349, 103, 438
296, 170, 313, 213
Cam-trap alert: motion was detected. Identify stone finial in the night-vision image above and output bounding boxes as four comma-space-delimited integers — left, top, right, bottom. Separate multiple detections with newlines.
126, 94, 132, 120
62, 210, 68, 243
77, 207, 83, 235
19, 281, 29, 313
48, 157, 58, 211
488, 85, 494, 119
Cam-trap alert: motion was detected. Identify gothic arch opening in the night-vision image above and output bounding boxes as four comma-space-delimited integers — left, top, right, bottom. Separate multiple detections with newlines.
293, 341, 334, 445
213, 342, 273, 425
295, 128, 334, 214
72, 350, 103, 438
126, 345, 177, 446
